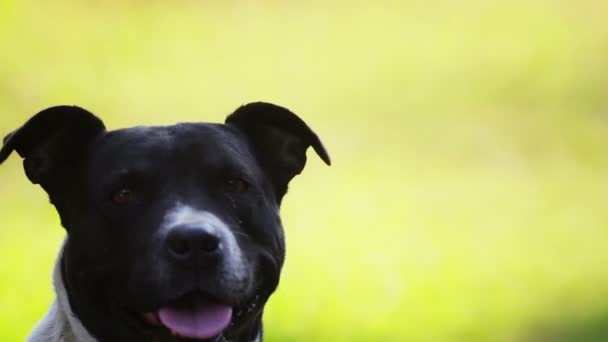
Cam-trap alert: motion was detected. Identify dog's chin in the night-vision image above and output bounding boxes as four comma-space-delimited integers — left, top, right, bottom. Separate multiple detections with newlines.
127, 290, 262, 342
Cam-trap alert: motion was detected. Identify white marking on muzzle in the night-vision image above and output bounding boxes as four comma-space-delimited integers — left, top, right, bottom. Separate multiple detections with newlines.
164, 205, 220, 235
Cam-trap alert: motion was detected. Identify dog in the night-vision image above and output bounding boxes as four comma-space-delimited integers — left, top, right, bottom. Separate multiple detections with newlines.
0, 102, 330, 342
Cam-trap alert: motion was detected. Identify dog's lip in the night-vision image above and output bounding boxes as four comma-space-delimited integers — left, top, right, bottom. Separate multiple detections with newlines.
230, 293, 261, 324
142, 311, 162, 326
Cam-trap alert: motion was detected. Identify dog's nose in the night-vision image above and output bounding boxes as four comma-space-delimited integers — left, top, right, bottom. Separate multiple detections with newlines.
166, 224, 221, 263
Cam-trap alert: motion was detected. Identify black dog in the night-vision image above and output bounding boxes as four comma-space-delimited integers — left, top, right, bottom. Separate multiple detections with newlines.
0, 102, 330, 342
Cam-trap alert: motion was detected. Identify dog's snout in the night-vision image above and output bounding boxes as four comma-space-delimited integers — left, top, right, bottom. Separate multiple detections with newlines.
166, 224, 221, 263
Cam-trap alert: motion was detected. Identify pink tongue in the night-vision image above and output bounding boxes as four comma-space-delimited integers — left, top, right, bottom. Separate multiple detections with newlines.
158, 302, 232, 340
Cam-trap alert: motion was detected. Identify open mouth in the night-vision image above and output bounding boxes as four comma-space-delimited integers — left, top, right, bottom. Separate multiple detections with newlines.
141, 292, 233, 341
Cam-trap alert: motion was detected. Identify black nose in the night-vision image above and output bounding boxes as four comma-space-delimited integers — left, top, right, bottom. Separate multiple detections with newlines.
166, 224, 222, 264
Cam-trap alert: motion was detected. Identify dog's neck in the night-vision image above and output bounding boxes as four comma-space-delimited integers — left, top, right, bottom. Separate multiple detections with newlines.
27, 239, 96, 342
28, 239, 262, 342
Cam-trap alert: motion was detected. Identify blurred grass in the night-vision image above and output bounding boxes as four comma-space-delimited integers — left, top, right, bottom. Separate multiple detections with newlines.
1, 0, 608, 341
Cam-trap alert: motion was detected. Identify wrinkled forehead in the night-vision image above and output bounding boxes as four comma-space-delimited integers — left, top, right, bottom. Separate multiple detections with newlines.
88, 123, 257, 174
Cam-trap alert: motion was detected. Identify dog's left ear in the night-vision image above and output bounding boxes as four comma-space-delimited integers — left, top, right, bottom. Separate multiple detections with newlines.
0, 106, 106, 189
226, 102, 330, 203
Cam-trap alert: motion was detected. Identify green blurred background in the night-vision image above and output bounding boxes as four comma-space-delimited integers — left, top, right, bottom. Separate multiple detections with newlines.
1, 0, 608, 341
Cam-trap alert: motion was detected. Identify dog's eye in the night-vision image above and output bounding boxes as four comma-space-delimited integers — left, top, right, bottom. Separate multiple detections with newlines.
225, 177, 249, 193
111, 188, 137, 205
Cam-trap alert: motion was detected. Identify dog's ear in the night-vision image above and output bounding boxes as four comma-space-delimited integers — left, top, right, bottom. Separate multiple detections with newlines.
226, 102, 330, 203
0, 106, 105, 188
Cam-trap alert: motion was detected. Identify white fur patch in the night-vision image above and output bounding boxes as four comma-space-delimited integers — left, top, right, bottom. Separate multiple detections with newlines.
27, 240, 96, 342
163, 205, 223, 235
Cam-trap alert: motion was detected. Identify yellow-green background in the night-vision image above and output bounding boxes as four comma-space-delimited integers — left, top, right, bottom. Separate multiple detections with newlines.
1, 0, 608, 341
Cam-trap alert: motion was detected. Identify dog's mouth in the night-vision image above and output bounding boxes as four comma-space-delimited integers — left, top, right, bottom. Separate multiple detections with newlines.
136, 291, 261, 341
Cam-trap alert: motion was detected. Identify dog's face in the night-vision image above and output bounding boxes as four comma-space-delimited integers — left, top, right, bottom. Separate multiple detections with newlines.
0, 103, 330, 341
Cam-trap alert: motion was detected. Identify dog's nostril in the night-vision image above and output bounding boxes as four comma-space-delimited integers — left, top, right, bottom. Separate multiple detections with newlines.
168, 236, 191, 257
201, 235, 220, 253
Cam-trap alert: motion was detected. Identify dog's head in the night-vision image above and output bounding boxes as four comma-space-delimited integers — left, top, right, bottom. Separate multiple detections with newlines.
0, 103, 330, 341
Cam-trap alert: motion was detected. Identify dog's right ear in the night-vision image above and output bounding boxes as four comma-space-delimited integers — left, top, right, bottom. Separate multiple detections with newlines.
0, 106, 105, 187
